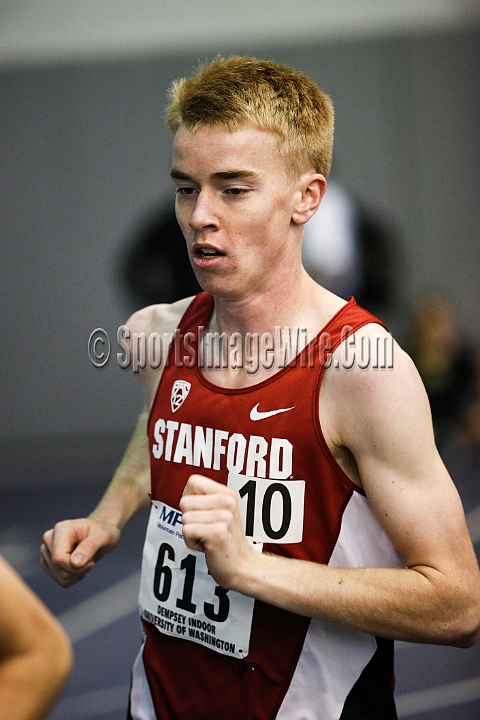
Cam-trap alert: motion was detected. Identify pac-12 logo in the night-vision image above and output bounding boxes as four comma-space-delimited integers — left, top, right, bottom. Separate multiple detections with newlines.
171, 380, 191, 413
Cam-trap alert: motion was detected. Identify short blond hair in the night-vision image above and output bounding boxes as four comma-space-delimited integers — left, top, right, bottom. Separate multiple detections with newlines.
166, 56, 334, 180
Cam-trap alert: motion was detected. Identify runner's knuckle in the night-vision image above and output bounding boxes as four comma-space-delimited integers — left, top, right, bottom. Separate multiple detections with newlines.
222, 493, 237, 512
52, 550, 65, 565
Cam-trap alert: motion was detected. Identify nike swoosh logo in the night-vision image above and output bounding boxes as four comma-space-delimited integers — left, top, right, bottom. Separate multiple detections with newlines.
250, 404, 295, 421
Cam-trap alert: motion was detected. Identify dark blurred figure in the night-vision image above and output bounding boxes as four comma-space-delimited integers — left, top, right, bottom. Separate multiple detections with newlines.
407, 292, 478, 451
355, 206, 397, 313
463, 355, 480, 449
121, 205, 201, 310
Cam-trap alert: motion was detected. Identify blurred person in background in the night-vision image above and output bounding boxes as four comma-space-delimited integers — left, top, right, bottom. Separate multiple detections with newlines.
462, 353, 480, 450
120, 206, 201, 310
0, 555, 72, 720
302, 179, 363, 300
407, 292, 478, 452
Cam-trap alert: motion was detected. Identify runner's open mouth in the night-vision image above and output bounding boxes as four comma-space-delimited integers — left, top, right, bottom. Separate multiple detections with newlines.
195, 248, 225, 258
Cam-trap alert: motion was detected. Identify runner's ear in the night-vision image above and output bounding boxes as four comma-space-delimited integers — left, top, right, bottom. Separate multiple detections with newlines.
291, 174, 326, 226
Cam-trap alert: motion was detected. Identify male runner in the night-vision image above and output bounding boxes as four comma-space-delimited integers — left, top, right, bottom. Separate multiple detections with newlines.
41, 57, 480, 720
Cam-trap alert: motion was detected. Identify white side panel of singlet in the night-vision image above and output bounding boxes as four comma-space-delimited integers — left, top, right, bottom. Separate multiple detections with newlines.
276, 491, 404, 720
129, 641, 157, 720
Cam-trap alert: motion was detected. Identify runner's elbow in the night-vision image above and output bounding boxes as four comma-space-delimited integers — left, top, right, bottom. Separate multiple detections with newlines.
451, 606, 480, 648
444, 590, 480, 648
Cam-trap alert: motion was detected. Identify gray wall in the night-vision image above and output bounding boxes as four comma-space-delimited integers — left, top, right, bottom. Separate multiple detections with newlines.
1, 29, 479, 465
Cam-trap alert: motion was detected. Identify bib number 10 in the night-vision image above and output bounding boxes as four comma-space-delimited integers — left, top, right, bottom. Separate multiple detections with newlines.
228, 473, 305, 544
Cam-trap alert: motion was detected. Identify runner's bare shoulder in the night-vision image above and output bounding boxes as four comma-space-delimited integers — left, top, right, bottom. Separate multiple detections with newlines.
127, 296, 195, 337
124, 296, 196, 405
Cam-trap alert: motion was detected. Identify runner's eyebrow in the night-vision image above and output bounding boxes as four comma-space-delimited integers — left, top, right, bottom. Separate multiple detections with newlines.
170, 169, 192, 180
170, 169, 260, 181
212, 170, 260, 180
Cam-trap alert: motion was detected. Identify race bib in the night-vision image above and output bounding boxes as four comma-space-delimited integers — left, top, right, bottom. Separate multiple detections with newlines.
228, 473, 305, 544
139, 500, 255, 659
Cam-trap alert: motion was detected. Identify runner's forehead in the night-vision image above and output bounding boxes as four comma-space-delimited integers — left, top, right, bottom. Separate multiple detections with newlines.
171, 125, 286, 181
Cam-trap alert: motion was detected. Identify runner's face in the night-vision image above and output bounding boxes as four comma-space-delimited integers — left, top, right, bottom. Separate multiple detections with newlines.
171, 125, 301, 301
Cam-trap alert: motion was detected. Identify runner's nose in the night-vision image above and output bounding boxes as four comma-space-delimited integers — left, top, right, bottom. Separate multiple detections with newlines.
189, 190, 218, 231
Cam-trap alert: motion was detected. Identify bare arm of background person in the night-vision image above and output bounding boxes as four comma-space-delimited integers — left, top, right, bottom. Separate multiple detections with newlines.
0, 556, 72, 720
41, 298, 192, 588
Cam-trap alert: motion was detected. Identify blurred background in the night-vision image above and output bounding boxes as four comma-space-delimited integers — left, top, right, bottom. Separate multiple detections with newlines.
0, 1, 479, 718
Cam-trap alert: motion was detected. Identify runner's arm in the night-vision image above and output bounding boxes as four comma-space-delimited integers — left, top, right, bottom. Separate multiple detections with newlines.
41, 411, 151, 587
181, 342, 480, 646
